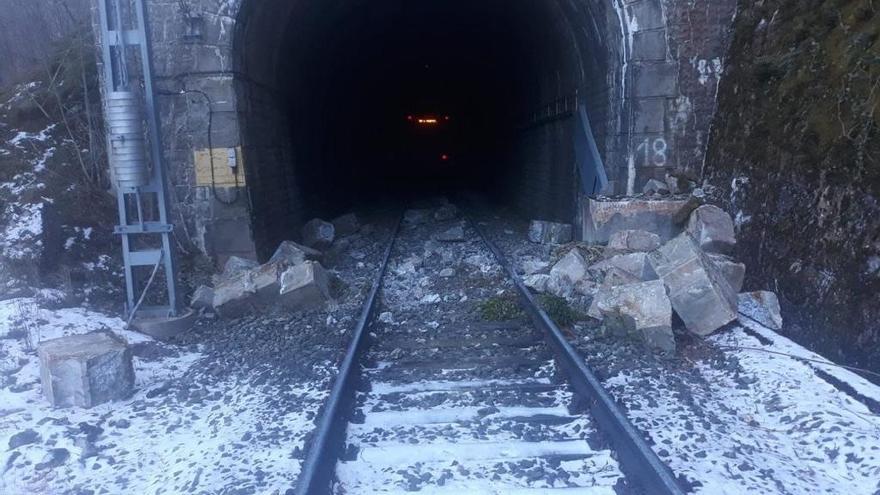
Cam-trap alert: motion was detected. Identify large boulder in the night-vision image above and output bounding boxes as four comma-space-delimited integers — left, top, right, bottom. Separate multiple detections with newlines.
38, 332, 134, 408
589, 252, 656, 281
605, 229, 662, 254
528, 220, 573, 245
597, 279, 675, 352
212, 262, 284, 318
647, 234, 738, 336
686, 205, 736, 254
279, 261, 331, 310
268, 240, 323, 267
332, 213, 360, 237
738, 290, 783, 330
583, 197, 691, 243
547, 249, 589, 298
706, 253, 746, 293
302, 218, 335, 249
587, 267, 643, 319
213, 256, 258, 285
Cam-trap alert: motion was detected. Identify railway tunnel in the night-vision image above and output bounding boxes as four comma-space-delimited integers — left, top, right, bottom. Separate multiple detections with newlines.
233, 0, 625, 259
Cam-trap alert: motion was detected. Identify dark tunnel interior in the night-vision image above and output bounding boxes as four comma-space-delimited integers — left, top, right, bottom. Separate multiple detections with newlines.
235, 0, 619, 255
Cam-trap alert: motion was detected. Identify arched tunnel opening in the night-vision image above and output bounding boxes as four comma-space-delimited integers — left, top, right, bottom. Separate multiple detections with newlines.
234, 0, 622, 258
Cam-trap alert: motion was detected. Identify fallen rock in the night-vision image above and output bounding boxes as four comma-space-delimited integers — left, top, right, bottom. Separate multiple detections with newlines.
279, 261, 331, 310
587, 267, 643, 319
521, 258, 551, 275
643, 178, 670, 195
332, 213, 360, 237
738, 290, 783, 330
547, 249, 589, 298
435, 225, 465, 242
597, 279, 675, 352
648, 234, 738, 335
213, 256, 258, 285
589, 252, 656, 281
190, 285, 214, 310
686, 204, 736, 254
528, 220, 572, 245
212, 262, 284, 317
583, 197, 690, 243
434, 204, 459, 221
706, 253, 746, 293
605, 229, 662, 254
268, 240, 323, 267
665, 172, 695, 195
38, 332, 134, 408
523, 274, 550, 293
301, 218, 335, 249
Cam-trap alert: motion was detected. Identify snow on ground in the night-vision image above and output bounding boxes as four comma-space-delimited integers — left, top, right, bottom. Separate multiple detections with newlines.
602, 319, 880, 495
0, 299, 328, 494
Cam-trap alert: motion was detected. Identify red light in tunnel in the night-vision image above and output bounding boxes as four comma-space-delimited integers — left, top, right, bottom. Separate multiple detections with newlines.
406, 115, 413, 121
441, 154, 449, 161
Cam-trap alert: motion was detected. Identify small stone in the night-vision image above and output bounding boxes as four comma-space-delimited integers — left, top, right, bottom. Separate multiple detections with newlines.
332, 213, 360, 237
648, 234, 737, 335
528, 220, 573, 245
643, 178, 670, 195
605, 229, 662, 254
8, 429, 40, 449
434, 204, 459, 221
686, 205, 736, 254
738, 291, 783, 330
523, 274, 550, 293
378, 312, 394, 324
38, 333, 134, 408
278, 261, 331, 311
435, 225, 465, 242
439, 268, 455, 277
268, 240, 322, 267
301, 218, 335, 249
190, 285, 214, 310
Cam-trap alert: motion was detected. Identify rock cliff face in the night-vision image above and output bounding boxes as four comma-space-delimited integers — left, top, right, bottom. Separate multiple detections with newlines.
705, 0, 880, 371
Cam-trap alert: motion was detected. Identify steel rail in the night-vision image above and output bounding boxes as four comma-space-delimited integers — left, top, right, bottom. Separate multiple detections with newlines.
467, 215, 686, 495
294, 214, 402, 495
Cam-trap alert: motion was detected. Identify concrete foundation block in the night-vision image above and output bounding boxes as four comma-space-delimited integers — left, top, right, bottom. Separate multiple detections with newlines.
648, 234, 738, 336
302, 218, 335, 249
332, 213, 360, 237
597, 279, 675, 352
279, 261, 331, 310
738, 291, 783, 330
686, 205, 737, 254
583, 197, 690, 244
38, 333, 134, 408
528, 220, 573, 245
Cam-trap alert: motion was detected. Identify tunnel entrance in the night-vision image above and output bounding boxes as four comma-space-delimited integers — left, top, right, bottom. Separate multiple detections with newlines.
234, 0, 624, 259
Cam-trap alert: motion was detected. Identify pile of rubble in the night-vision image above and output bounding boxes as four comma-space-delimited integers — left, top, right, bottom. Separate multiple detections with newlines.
524, 197, 781, 353
191, 213, 363, 318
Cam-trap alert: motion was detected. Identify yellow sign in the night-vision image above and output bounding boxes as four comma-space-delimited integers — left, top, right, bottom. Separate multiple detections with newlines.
194, 147, 246, 187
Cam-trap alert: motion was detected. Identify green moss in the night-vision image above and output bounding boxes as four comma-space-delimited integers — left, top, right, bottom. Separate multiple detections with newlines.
477, 296, 523, 321
538, 294, 586, 328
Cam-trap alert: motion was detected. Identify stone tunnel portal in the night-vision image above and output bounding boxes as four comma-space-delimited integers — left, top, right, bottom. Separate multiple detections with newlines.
234, 0, 626, 258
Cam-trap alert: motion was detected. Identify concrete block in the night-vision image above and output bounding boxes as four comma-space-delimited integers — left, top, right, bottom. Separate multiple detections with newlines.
302, 218, 335, 249
528, 220, 573, 245
38, 333, 134, 408
706, 253, 746, 293
739, 291, 783, 330
279, 261, 331, 311
648, 234, 738, 336
606, 229, 662, 254
547, 249, 590, 298
332, 213, 360, 237
583, 197, 690, 243
597, 279, 675, 352
588, 267, 643, 319
268, 240, 322, 268
686, 205, 737, 254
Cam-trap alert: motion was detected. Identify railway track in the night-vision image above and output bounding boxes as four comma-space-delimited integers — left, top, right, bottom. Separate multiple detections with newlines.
295, 208, 683, 494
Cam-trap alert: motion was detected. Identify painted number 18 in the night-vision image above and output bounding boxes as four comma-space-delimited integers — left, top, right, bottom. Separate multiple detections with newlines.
636, 137, 667, 166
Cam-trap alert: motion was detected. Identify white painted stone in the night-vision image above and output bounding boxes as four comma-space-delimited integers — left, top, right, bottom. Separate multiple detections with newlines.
597, 279, 675, 352
686, 204, 736, 254
738, 290, 783, 330
527, 220, 572, 245
279, 261, 331, 310
301, 218, 335, 249
648, 234, 737, 336
38, 332, 134, 408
